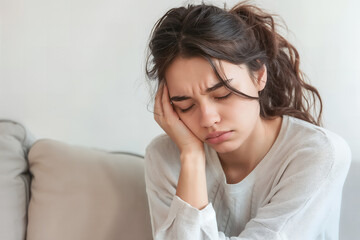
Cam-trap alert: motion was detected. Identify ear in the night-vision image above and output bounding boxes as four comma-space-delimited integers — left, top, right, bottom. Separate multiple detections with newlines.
254, 64, 267, 91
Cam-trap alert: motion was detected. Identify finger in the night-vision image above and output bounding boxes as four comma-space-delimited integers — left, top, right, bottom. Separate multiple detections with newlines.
162, 84, 180, 120
154, 83, 164, 118
161, 83, 170, 108
162, 84, 175, 114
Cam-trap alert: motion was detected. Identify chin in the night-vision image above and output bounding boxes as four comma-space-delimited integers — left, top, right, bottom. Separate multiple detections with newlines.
208, 141, 240, 154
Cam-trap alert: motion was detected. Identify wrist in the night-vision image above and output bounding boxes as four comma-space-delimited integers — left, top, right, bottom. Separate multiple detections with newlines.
180, 150, 205, 167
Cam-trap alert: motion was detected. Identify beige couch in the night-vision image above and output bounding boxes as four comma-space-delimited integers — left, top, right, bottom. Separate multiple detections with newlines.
1, 119, 359, 239
0, 120, 152, 240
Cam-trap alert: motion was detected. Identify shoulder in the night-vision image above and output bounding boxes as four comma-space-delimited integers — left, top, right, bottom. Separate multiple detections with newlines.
287, 116, 351, 160
146, 134, 179, 154
262, 116, 352, 208
144, 134, 181, 189
145, 134, 181, 165
281, 116, 351, 181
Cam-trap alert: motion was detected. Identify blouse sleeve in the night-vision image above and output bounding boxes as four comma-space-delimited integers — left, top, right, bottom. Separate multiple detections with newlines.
144, 133, 351, 240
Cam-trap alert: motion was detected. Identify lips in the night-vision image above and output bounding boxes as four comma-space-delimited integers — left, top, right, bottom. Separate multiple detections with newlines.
205, 131, 233, 144
206, 131, 231, 140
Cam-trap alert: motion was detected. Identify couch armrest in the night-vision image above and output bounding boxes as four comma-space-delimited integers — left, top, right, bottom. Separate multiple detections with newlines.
0, 120, 33, 240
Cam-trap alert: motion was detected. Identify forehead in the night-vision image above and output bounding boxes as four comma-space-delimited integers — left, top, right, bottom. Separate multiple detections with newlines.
164, 56, 250, 95
164, 56, 221, 93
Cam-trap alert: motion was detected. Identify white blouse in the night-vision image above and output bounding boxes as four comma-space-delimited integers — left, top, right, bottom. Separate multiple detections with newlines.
144, 115, 351, 239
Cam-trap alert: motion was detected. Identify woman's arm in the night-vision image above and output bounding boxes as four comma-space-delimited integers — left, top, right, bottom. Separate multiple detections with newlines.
145, 144, 219, 239
176, 150, 208, 210
153, 83, 209, 210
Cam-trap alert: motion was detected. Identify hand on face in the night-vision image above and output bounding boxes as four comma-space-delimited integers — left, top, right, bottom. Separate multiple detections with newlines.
154, 82, 204, 154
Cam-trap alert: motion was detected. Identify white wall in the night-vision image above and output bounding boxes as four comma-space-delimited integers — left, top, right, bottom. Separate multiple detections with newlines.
0, 0, 359, 160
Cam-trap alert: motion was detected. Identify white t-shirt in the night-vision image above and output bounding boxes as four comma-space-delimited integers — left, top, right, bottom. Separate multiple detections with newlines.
144, 115, 351, 240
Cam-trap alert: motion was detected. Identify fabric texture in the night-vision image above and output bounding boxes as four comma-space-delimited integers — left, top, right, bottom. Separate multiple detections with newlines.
0, 120, 34, 240
145, 115, 352, 240
26, 139, 152, 240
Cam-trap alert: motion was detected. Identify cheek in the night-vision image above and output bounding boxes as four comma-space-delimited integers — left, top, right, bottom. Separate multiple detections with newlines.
178, 112, 204, 138
178, 112, 198, 130
226, 99, 260, 124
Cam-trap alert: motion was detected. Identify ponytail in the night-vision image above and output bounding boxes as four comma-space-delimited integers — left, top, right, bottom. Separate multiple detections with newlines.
230, 3, 323, 126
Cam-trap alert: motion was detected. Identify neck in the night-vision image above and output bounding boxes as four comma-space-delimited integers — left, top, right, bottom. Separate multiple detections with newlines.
218, 116, 282, 174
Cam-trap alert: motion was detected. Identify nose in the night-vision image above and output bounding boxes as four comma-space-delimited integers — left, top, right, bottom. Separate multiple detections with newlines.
199, 102, 220, 128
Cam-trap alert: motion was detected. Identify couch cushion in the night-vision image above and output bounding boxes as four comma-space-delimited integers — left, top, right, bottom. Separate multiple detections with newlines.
26, 139, 152, 240
340, 160, 360, 239
0, 120, 34, 240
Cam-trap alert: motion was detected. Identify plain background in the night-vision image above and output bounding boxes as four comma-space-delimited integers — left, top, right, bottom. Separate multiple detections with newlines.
0, 0, 359, 162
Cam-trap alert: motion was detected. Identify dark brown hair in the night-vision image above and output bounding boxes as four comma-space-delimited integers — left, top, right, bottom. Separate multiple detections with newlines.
146, 2, 323, 126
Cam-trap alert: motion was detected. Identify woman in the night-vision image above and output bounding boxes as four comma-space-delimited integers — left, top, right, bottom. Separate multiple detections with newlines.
144, 2, 351, 239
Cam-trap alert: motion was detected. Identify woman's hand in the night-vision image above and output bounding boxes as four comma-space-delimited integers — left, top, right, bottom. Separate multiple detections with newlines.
154, 82, 204, 156
155, 83, 208, 209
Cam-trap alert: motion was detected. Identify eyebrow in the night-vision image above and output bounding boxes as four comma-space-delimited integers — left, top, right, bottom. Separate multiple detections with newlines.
170, 79, 232, 102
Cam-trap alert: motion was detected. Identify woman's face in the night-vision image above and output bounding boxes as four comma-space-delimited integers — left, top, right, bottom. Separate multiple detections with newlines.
165, 56, 266, 153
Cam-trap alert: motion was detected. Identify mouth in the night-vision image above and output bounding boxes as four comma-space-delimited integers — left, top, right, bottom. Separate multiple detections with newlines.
205, 130, 233, 144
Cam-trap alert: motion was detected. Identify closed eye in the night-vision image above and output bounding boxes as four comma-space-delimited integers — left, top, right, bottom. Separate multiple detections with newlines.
179, 93, 232, 113
179, 104, 194, 113
215, 92, 232, 100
